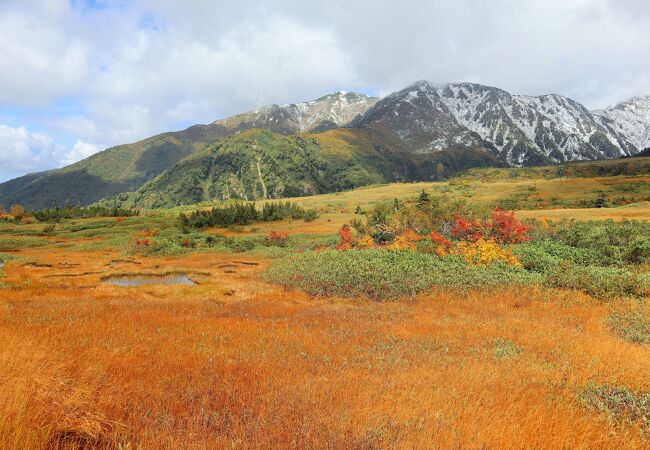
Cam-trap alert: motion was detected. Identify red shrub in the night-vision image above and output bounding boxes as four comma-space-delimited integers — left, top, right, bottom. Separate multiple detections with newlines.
451, 216, 486, 242
336, 225, 353, 251
266, 231, 289, 247
430, 230, 452, 247
489, 209, 529, 244
450, 209, 529, 244
134, 238, 150, 247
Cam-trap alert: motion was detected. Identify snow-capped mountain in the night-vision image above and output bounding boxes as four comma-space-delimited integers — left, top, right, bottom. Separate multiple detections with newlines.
349, 81, 485, 154
214, 91, 378, 135
2, 81, 649, 210
595, 96, 650, 153
352, 80, 645, 165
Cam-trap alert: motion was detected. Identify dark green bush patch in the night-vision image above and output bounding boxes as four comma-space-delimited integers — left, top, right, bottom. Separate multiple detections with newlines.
545, 262, 642, 301
514, 241, 606, 271
32, 205, 139, 221
553, 220, 650, 266
180, 201, 318, 230
265, 249, 540, 300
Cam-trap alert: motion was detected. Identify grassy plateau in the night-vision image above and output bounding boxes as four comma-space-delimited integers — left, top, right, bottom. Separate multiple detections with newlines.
0, 157, 649, 448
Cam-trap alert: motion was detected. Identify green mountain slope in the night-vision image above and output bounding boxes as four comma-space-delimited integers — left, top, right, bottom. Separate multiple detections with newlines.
107, 128, 500, 209
0, 125, 226, 210
0, 92, 378, 210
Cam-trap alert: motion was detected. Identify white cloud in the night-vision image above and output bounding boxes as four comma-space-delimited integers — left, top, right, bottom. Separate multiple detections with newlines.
0, 124, 61, 180
1, 0, 650, 182
0, 124, 100, 181
59, 140, 100, 166
0, 9, 89, 106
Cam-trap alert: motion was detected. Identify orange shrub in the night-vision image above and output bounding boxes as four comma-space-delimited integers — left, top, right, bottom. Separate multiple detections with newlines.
489, 209, 529, 244
9, 204, 27, 220
134, 238, 151, 247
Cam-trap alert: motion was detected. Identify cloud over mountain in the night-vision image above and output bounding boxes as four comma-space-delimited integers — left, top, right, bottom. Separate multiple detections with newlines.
0, 0, 649, 181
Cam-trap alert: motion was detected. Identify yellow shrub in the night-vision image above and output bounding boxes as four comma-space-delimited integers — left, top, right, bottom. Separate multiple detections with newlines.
451, 238, 521, 267
386, 231, 421, 251
356, 235, 376, 249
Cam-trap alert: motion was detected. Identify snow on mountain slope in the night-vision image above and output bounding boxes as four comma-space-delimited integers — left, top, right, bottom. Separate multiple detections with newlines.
352, 80, 644, 166
215, 91, 378, 135
437, 82, 637, 165
595, 96, 650, 152
349, 81, 485, 154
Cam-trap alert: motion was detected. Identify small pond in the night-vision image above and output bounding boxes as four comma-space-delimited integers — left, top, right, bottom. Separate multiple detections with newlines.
103, 273, 197, 287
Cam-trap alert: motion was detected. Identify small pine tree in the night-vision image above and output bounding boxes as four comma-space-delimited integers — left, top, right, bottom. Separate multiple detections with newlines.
416, 190, 430, 209
594, 192, 608, 208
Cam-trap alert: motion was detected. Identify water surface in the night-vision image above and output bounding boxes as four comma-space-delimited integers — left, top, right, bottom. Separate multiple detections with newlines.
103, 273, 197, 287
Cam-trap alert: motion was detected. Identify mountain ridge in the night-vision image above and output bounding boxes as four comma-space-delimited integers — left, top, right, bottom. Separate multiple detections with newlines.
0, 92, 378, 209
352, 80, 642, 166
1, 81, 648, 210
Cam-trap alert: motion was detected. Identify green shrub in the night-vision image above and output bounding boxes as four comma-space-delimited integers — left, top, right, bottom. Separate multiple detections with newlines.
61, 220, 118, 234
608, 307, 650, 345
127, 237, 185, 257
224, 236, 263, 253
33, 205, 139, 221
513, 242, 562, 273
180, 201, 319, 229
514, 240, 605, 271
265, 249, 539, 300
545, 262, 642, 300
554, 220, 650, 266
579, 383, 650, 429
0, 237, 51, 251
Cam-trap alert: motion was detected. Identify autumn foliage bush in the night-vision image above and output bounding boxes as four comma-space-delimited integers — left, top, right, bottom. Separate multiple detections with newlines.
450, 238, 522, 267
386, 229, 422, 251
266, 231, 289, 247
451, 209, 529, 244
337, 205, 529, 268
0, 204, 31, 222
336, 225, 354, 251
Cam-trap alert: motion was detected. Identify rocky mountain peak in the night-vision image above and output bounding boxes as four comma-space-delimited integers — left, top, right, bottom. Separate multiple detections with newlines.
353, 80, 645, 166
214, 91, 378, 135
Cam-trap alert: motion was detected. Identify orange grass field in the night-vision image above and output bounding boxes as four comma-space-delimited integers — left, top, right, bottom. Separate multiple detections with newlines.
1, 175, 649, 448
2, 236, 649, 448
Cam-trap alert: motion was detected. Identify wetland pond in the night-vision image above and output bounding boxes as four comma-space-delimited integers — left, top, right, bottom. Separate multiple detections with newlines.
103, 273, 197, 287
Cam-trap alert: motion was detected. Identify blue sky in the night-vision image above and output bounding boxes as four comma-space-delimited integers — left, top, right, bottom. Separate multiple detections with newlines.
0, 0, 649, 182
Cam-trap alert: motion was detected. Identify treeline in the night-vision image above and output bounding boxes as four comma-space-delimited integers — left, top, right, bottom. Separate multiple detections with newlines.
180, 201, 318, 229
33, 205, 140, 221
